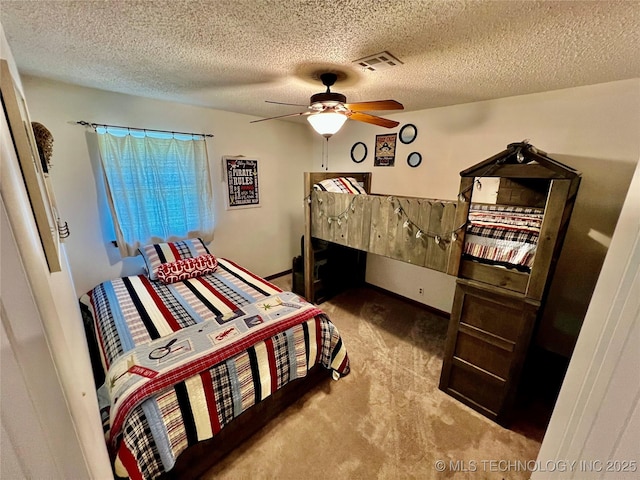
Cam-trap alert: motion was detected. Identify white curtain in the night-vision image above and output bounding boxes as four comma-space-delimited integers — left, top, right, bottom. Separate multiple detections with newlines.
96, 128, 214, 257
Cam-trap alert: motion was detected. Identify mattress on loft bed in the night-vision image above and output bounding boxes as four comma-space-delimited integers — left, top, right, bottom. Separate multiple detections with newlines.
462, 203, 544, 272
312, 176, 367, 194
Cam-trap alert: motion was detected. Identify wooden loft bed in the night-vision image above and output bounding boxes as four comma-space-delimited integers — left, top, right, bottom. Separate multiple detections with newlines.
303, 172, 371, 303
303, 141, 581, 426
303, 172, 460, 303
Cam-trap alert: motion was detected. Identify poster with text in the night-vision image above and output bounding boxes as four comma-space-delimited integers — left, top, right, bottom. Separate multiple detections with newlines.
223, 157, 260, 209
374, 133, 397, 166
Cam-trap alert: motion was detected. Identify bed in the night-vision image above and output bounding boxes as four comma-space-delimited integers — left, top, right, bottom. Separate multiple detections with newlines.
304, 172, 459, 302
80, 238, 350, 480
462, 203, 544, 272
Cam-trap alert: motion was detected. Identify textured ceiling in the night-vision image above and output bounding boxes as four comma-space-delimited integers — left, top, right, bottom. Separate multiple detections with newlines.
1, 0, 639, 124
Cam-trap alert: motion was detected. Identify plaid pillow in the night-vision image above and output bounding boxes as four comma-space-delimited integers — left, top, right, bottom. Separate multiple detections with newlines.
156, 254, 218, 284
138, 238, 210, 281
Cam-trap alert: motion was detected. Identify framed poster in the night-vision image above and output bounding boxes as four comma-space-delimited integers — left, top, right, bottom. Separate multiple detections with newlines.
1, 59, 61, 271
223, 156, 260, 209
374, 133, 397, 167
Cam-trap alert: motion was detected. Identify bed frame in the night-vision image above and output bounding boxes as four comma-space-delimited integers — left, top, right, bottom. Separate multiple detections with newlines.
162, 366, 330, 479
303, 172, 459, 303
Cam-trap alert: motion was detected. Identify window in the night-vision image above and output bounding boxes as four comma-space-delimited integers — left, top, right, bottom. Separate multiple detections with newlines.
96, 128, 214, 257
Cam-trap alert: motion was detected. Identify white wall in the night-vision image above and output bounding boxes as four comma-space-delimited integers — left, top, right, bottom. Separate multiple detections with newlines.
22, 76, 315, 297
317, 79, 640, 356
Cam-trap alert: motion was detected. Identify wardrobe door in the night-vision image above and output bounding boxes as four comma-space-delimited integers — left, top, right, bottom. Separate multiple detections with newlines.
440, 280, 540, 425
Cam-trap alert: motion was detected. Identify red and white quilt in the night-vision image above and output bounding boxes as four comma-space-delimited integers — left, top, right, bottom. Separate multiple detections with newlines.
81, 258, 349, 480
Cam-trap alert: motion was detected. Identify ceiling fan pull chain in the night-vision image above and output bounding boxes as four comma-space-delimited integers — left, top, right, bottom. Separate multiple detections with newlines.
326, 137, 329, 171
323, 137, 330, 171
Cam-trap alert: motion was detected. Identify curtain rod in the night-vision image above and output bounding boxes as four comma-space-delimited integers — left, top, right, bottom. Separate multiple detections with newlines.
76, 121, 214, 138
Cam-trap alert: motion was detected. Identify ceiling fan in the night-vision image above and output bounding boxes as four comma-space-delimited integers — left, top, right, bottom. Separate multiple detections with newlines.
250, 72, 404, 137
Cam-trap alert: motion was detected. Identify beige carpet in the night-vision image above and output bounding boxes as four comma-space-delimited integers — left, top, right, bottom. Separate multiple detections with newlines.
201, 277, 545, 479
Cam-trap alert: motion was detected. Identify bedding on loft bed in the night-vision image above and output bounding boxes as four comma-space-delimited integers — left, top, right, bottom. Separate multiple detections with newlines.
462, 203, 544, 272
80, 239, 349, 480
312, 176, 367, 194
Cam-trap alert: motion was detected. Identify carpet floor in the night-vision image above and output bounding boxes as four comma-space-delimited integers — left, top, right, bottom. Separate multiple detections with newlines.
201, 277, 547, 479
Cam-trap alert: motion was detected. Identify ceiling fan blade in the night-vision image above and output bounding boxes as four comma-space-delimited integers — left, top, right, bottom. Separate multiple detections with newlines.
250, 111, 311, 123
344, 100, 404, 111
265, 100, 309, 107
347, 111, 399, 128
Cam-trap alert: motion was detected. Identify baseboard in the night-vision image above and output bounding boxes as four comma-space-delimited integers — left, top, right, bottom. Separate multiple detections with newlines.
265, 269, 292, 281
364, 282, 450, 320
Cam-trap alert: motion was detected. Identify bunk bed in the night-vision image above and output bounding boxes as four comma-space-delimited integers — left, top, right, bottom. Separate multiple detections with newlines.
303, 141, 580, 425
303, 172, 459, 303
80, 239, 349, 480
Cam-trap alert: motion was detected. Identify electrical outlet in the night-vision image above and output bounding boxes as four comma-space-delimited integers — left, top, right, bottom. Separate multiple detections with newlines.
418, 287, 424, 295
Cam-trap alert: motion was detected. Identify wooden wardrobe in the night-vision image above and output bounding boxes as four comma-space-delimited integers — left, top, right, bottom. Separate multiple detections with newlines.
439, 142, 581, 425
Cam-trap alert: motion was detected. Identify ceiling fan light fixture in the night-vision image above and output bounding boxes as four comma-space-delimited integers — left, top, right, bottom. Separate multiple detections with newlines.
307, 112, 347, 138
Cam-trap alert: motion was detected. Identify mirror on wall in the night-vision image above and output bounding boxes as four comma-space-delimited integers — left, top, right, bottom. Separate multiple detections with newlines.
399, 124, 417, 144
407, 151, 422, 168
472, 177, 500, 203
350, 141, 367, 163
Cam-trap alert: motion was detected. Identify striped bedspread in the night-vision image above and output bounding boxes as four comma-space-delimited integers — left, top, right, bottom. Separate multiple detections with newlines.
463, 204, 544, 271
81, 258, 349, 480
